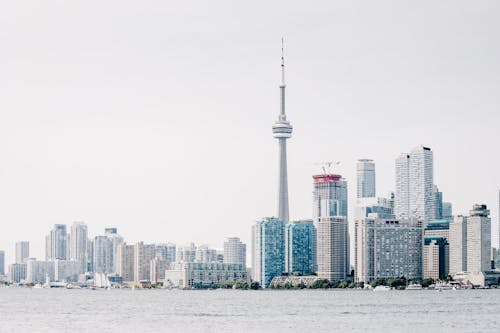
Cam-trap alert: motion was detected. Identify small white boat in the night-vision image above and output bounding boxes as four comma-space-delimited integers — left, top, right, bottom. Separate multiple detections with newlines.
373, 285, 391, 292
406, 283, 423, 290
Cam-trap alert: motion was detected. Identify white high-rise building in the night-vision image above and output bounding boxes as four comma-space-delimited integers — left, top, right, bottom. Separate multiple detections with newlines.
313, 173, 349, 279
104, 228, 124, 273
15, 241, 29, 264
317, 216, 348, 281
395, 146, 435, 224
356, 159, 376, 198
466, 204, 491, 273
134, 242, 156, 283
223, 237, 246, 267
176, 243, 197, 263
272, 41, 293, 223
93, 236, 113, 274
355, 217, 423, 283
46, 224, 68, 260
195, 245, 218, 263
116, 243, 135, 283
449, 215, 468, 275
70, 222, 88, 273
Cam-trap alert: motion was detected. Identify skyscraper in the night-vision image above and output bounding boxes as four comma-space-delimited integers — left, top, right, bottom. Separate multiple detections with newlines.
155, 243, 176, 263
70, 222, 88, 273
93, 236, 113, 274
466, 204, 491, 273
285, 220, 316, 275
313, 173, 349, 279
272, 41, 293, 223
433, 185, 443, 220
46, 224, 68, 260
442, 202, 453, 220
395, 146, 435, 224
104, 228, 124, 273
252, 217, 285, 288
0, 250, 4, 275
116, 243, 135, 283
134, 242, 156, 283
355, 217, 422, 283
15, 241, 29, 264
223, 237, 246, 267
449, 215, 468, 274
356, 159, 376, 198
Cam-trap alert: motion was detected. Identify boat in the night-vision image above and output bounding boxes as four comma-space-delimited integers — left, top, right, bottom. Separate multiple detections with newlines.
406, 283, 423, 290
373, 285, 391, 292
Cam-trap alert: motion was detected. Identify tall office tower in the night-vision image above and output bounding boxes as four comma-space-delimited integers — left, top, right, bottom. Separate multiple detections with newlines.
395, 146, 434, 224
354, 217, 422, 283
134, 242, 156, 283
466, 204, 491, 273
93, 236, 113, 274
272, 42, 293, 223
449, 215, 468, 274
433, 185, 443, 220
395, 153, 410, 218
423, 237, 449, 279
86, 239, 94, 272
285, 220, 316, 275
223, 237, 246, 266
317, 217, 348, 281
46, 224, 68, 260
15, 241, 30, 264
104, 228, 124, 273
0, 250, 4, 275
116, 243, 135, 283
155, 243, 176, 263
70, 222, 88, 273
8, 263, 27, 283
442, 202, 453, 220
252, 217, 285, 288
176, 243, 197, 263
356, 159, 376, 198
195, 245, 218, 263
313, 174, 349, 278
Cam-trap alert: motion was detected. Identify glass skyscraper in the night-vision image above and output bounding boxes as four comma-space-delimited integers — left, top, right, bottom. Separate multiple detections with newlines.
356, 159, 376, 198
252, 217, 285, 288
285, 220, 316, 275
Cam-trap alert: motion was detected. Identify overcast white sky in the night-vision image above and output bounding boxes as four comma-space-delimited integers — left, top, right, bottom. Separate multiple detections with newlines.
1, 0, 499, 264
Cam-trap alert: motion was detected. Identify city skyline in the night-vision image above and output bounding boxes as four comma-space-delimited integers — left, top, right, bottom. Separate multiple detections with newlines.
1, 1, 500, 264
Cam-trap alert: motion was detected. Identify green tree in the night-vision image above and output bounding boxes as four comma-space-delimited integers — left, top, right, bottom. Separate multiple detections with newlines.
250, 281, 261, 290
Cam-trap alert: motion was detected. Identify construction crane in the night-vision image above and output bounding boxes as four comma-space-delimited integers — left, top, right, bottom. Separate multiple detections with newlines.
314, 161, 341, 175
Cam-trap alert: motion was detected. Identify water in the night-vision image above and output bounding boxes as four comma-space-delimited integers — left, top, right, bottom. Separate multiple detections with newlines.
1, 288, 499, 332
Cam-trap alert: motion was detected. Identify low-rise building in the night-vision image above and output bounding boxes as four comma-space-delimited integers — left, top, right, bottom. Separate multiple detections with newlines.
164, 262, 247, 289
9, 263, 27, 283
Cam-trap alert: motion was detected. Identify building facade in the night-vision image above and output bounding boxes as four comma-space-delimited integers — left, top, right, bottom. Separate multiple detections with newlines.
134, 242, 156, 283
356, 159, 376, 198
449, 215, 468, 274
0, 250, 4, 275
15, 241, 30, 264
355, 217, 423, 283
26, 260, 55, 283
70, 222, 88, 274
423, 238, 449, 279
466, 204, 491, 273
9, 263, 27, 283
93, 236, 113, 274
155, 243, 176, 263
46, 224, 68, 260
252, 217, 285, 288
116, 243, 135, 283
285, 220, 316, 275
164, 262, 247, 289
223, 237, 246, 267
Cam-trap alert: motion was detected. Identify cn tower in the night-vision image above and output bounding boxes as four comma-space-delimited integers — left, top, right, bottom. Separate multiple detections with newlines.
272, 39, 293, 223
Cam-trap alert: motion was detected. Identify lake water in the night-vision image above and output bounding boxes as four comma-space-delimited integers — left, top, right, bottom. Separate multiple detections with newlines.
1, 288, 499, 332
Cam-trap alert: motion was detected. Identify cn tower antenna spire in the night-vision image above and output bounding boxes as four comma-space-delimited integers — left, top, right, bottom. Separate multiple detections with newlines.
281, 37, 285, 86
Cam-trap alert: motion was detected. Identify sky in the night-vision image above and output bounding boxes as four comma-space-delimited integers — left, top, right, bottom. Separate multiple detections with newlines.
0, 0, 499, 265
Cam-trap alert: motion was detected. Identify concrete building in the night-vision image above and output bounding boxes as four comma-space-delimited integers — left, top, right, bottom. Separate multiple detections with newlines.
356, 159, 376, 198
93, 236, 113, 274
223, 237, 246, 267
0, 250, 4, 275
317, 216, 349, 281
449, 215, 468, 275
395, 146, 435, 224
155, 243, 176, 263
176, 243, 197, 263
442, 202, 453, 220
251, 217, 285, 288
355, 217, 423, 283
9, 263, 27, 283
354, 197, 395, 220
15, 241, 29, 264
150, 258, 170, 284
46, 224, 68, 260
423, 237, 449, 280
466, 204, 491, 273
86, 239, 94, 272
272, 44, 293, 223
54, 260, 80, 282
70, 222, 88, 274
104, 228, 124, 273
26, 260, 55, 283
116, 243, 135, 283
164, 262, 247, 289
285, 220, 316, 275
195, 245, 218, 263
433, 185, 443, 220
134, 242, 156, 283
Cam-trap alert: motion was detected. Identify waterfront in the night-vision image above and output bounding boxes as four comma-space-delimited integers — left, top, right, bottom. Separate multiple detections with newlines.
1, 289, 500, 332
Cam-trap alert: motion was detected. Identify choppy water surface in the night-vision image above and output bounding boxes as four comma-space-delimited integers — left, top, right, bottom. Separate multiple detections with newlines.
1, 288, 499, 332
